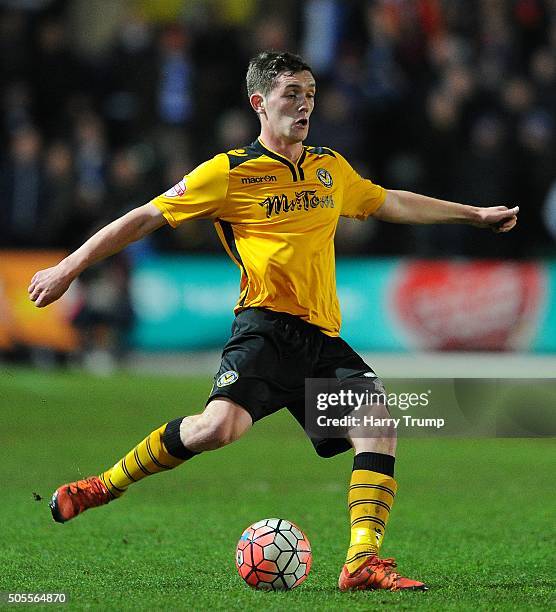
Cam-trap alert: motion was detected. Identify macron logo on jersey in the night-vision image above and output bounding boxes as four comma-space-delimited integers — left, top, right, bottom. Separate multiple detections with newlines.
164, 179, 187, 197
241, 175, 277, 184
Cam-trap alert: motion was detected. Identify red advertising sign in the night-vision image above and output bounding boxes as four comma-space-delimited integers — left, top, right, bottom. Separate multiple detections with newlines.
391, 261, 545, 351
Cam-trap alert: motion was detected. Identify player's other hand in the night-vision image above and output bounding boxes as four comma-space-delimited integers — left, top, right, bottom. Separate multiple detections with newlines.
472, 205, 519, 233
28, 265, 73, 308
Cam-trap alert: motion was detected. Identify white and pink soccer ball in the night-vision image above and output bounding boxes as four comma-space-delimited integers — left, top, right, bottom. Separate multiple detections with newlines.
235, 518, 312, 590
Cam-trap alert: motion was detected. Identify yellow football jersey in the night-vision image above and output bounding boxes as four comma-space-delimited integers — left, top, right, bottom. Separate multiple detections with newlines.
150, 138, 386, 336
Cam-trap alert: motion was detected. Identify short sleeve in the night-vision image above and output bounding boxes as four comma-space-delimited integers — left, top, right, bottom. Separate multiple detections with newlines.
337, 152, 386, 220
150, 154, 229, 227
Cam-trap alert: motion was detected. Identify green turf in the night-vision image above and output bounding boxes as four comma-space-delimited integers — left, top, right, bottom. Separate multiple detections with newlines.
0, 368, 554, 611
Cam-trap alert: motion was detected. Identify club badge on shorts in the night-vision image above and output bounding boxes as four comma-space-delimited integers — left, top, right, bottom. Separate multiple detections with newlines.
216, 370, 239, 387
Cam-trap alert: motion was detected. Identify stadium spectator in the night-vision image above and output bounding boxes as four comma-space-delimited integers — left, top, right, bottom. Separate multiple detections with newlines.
0, 125, 46, 247
0, 0, 554, 256
102, 14, 156, 144
514, 109, 556, 254
71, 253, 134, 375
33, 18, 86, 137
542, 179, 556, 252
42, 139, 75, 247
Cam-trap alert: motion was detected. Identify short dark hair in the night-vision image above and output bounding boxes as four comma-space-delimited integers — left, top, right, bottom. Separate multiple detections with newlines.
246, 51, 313, 97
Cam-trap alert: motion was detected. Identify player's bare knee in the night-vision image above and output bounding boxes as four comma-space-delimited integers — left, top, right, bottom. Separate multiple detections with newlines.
177, 399, 251, 451
190, 411, 245, 449
204, 418, 237, 447
349, 403, 397, 441
203, 398, 252, 446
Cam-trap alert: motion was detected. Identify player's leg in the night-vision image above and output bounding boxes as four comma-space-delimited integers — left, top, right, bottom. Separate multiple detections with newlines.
339, 406, 426, 590
50, 399, 252, 523
50, 308, 296, 524
303, 335, 427, 590
342, 402, 397, 572
338, 400, 427, 591
100, 398, 252, 494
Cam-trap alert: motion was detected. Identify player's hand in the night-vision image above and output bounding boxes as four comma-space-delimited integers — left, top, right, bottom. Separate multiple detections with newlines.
472, 205, 519, 233
28, 265, 73, 308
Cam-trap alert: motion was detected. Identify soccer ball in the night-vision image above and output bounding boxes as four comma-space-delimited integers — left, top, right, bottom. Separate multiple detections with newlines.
235, 518, 312, 590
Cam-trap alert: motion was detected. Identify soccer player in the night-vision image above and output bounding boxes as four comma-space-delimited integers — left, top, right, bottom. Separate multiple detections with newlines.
29, 51, 518, 592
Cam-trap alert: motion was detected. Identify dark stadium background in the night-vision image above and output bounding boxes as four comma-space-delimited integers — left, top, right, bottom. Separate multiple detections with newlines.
2, 0, 556, 256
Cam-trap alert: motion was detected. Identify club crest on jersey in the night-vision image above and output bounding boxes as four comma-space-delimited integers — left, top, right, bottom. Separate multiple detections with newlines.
164, 179, 186, 197
316, 168, 333, 188
216, 370, 239, 387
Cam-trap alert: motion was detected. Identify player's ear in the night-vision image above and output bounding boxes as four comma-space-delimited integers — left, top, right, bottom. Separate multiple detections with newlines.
250, 93, 265, 115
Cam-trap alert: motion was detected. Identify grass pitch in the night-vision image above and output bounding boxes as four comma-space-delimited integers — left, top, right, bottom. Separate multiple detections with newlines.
0, 368, 554, 611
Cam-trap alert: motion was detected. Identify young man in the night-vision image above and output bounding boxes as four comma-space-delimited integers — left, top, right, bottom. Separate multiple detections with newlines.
29, 51, 518, 592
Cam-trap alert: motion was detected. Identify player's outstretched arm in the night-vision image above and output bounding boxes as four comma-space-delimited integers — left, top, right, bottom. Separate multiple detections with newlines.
374, 190, 519, 233
29, 203, 166, 308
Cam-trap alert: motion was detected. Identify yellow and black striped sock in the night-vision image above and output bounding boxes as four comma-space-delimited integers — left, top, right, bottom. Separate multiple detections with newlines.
345, 452, 397, 573
99, 418, 197, 498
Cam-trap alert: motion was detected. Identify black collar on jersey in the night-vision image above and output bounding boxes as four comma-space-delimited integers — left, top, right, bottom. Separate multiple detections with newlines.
253, 139, 306, 182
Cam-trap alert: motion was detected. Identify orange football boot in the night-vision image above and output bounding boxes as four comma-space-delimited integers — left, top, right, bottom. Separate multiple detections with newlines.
49, 476, 114, 523
339, 555, 428, 591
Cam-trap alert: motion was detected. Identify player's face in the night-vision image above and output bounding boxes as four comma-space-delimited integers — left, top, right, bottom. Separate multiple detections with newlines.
263, 70, 316, 143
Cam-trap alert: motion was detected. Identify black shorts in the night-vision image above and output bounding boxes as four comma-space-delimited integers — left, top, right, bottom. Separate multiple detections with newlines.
207, 308, 384, 458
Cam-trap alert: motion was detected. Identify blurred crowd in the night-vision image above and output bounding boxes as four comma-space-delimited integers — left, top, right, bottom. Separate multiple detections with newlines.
1, 0, 556, 259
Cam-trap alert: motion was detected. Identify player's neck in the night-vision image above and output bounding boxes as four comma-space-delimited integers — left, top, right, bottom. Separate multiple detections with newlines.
258, 133, 303, 163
